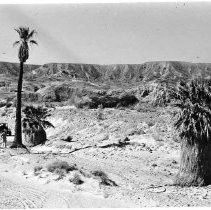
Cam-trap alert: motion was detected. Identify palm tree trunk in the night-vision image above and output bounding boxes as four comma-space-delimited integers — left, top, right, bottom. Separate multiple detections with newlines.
175, 139, 211, 186
11, 62, 25, 148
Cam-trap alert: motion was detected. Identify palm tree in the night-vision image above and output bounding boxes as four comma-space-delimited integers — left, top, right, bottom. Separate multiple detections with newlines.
22, 106, 54, 146
172, 79, 211, 186
151, 81, 173, 107
11, 27, 37, 148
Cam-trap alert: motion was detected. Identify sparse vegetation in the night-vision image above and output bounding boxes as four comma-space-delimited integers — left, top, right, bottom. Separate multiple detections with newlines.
69, 173, 84, 185
92, 170, 118, 186
34, 166, 43, 175
96, 104, 104, 120
61, 135, 73, 142
47, 160, 77, 173
151, 82, 174, 107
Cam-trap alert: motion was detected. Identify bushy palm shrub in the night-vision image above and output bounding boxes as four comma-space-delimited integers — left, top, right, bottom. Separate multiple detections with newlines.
172, 79, 211, 186
22, 106, 54, 129
151, 82, 174, 107
22, 106, 54, 146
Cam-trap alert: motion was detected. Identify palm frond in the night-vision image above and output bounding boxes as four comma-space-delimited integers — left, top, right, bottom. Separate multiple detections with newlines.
14, 26, 37, 62
13, 41, 20, 47
22, 105, 54, 130
28, 29, 37, 39
30, 40, 38, 45
172, 79, 211, 145
14, 28, 21, 36
40, 120, 55, 129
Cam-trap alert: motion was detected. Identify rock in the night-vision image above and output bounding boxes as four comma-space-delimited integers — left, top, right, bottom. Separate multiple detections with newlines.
22, 171, 27, 175
147, 186, 166, 193
39, 173, 49, 178
45, 180, 51, 184
172, 160, 177, 164
94, 133, 109, 142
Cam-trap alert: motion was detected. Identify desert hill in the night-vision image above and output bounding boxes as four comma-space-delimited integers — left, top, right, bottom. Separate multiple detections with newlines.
26, 61, 211, 85
0, 61, 40, 77
2, 61, 211, 107
1, 60, 211, 85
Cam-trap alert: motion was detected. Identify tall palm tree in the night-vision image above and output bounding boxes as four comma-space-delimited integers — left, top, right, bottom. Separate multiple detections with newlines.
172, 79, 211, 186
11, 27, 37, 148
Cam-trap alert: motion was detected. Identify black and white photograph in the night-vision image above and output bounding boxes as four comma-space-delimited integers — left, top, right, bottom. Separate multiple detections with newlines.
0, 0, 211, 208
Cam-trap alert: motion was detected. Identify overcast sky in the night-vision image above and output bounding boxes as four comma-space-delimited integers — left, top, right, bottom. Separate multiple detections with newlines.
0, 2, 211, 65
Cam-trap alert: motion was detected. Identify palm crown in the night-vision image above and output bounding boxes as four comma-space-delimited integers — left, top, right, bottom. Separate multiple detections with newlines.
173, 79, 211, 145
13, 27, 37, 63
22, 106, 54, 130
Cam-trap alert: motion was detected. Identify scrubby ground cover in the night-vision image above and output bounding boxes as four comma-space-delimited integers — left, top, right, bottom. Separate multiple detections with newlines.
0, 106, 211, 207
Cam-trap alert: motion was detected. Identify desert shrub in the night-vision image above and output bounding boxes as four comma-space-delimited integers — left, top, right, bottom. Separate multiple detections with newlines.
34, 165, 43, 172
54, 168, 66, 180
0, 100, 7, 108
78, 169, 92, 178
1, 112, 6, 117
61, 135, 73, 142
6, 102, 13, 108
147, 122, 155, 127
69, 173, 84, 185
34, 166, 43, 175
47, 160, 77, 173
151, 82, 174, 107
96, 104, 104, 120
91, 170, 118, 186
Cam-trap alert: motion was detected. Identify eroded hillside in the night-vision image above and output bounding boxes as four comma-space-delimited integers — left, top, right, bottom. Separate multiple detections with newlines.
1, 61, 211, 107
26, 61, 211, 84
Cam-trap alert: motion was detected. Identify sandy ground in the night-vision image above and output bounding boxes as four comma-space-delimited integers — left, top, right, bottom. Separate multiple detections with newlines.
0, 107, 211, 208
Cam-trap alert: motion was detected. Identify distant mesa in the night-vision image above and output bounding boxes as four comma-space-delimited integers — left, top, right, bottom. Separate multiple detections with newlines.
1, 60, 211, 84
24, 61, 211, 84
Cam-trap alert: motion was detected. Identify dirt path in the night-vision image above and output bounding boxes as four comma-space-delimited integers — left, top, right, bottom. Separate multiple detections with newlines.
0, 172, 134, 208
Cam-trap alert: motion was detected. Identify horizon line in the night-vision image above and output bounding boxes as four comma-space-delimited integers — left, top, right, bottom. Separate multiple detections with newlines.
1, 60, 210, 66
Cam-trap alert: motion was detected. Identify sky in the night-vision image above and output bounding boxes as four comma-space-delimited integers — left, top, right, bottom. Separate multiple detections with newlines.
0, 2, 211, 65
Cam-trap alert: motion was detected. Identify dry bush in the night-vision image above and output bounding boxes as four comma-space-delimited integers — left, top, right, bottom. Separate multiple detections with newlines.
54, 168, 66, 180
1, 112, 6, 117
96, 104, 104, 120
47, 160, 77, 173
91, 170, 118, 186
0, 100, 7, 108
34, 166, 43, 175
69, 173, 84, 185
61, 135, 73, 142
